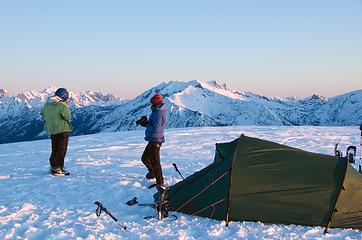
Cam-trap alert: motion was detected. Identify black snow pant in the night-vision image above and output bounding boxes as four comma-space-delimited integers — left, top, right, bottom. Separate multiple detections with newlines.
141, 142, 164, 186
49, 132, 69, 170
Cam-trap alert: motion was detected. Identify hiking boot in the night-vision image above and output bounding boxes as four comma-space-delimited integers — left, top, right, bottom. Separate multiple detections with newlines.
161, 210, 168, 219
50, 166, 69, 174
50, 167, 70, 176
50, 166, 62, 173
146, 172, 155, 179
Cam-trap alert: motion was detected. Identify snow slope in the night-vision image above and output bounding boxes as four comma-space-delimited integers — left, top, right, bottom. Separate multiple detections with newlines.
1, 126, 362, 239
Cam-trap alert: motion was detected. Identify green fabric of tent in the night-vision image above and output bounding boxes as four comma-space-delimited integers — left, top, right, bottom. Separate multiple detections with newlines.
156, 134, 362, 229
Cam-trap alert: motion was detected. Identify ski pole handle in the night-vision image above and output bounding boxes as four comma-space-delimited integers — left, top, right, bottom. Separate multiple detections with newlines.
95, 201, 103, 217
172, 163, 178, 173
95, 201, 118, 222
95, 201, 102, 207
173, 163, 184, 179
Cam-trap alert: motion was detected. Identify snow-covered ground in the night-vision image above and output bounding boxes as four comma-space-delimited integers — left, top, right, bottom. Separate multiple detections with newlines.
1, 126, 362, 239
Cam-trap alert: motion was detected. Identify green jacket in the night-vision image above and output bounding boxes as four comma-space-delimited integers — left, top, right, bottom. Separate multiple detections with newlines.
41, 96, 72, 134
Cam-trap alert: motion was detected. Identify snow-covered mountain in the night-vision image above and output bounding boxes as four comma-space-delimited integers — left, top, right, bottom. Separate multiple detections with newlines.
83, 80, 362, 131
5, 86, 121, 108
0, 89, 10, 98
0, 81, 361, 144
0, 87, 123, 144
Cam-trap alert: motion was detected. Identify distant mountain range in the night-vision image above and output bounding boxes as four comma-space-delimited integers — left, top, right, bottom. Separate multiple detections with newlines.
1, 81, 361, 144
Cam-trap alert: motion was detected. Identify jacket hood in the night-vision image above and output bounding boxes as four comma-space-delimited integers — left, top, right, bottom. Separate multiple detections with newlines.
47, 95, 64, 103
151, 103, 166, 111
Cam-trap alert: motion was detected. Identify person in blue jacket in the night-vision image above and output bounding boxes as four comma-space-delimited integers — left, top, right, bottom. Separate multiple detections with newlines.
138, 93, 167, 186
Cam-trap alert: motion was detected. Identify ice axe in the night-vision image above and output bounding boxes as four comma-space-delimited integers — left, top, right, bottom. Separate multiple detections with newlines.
94, 201, 127, 230
172, 163, 184, 180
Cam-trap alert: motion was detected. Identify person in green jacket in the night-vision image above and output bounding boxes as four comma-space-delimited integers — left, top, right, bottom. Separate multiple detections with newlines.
41, 88, 72, 175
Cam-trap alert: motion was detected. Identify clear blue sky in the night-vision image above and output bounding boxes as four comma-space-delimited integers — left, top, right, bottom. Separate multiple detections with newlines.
0, 0, 361, 98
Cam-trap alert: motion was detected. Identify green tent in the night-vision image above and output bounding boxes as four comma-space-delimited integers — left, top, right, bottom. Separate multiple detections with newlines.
156, 134, 362, 230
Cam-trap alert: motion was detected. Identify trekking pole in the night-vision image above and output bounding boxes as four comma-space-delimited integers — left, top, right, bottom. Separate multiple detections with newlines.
172, 163, 184, 180
95, 201, 127, 230
126, 197, 156, 207
359, 124, 362, 173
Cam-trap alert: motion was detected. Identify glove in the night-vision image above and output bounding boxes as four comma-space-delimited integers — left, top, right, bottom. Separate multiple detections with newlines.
136, 116, 148, 127
360, 123, 362, 131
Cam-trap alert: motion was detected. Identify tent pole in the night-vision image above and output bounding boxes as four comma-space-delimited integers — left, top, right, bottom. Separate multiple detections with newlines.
226, 212, 230, 227
225, 135, 243, 227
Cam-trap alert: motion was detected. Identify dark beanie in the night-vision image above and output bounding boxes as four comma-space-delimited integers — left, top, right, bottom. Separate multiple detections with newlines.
55, 88, 69, 101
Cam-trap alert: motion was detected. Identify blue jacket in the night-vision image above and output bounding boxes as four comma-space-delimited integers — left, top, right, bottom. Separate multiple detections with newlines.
145, 103, 167, 143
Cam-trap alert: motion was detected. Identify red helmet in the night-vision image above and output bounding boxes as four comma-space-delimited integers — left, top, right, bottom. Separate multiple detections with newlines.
150, 93, 163, 105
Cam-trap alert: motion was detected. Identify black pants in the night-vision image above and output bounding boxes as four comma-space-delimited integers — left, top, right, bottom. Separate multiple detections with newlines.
49, 132, 69, 169
141, 142, 163, 185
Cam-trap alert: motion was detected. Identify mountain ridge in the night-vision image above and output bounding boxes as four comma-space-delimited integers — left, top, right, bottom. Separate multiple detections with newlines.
0, 80, 361, 144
